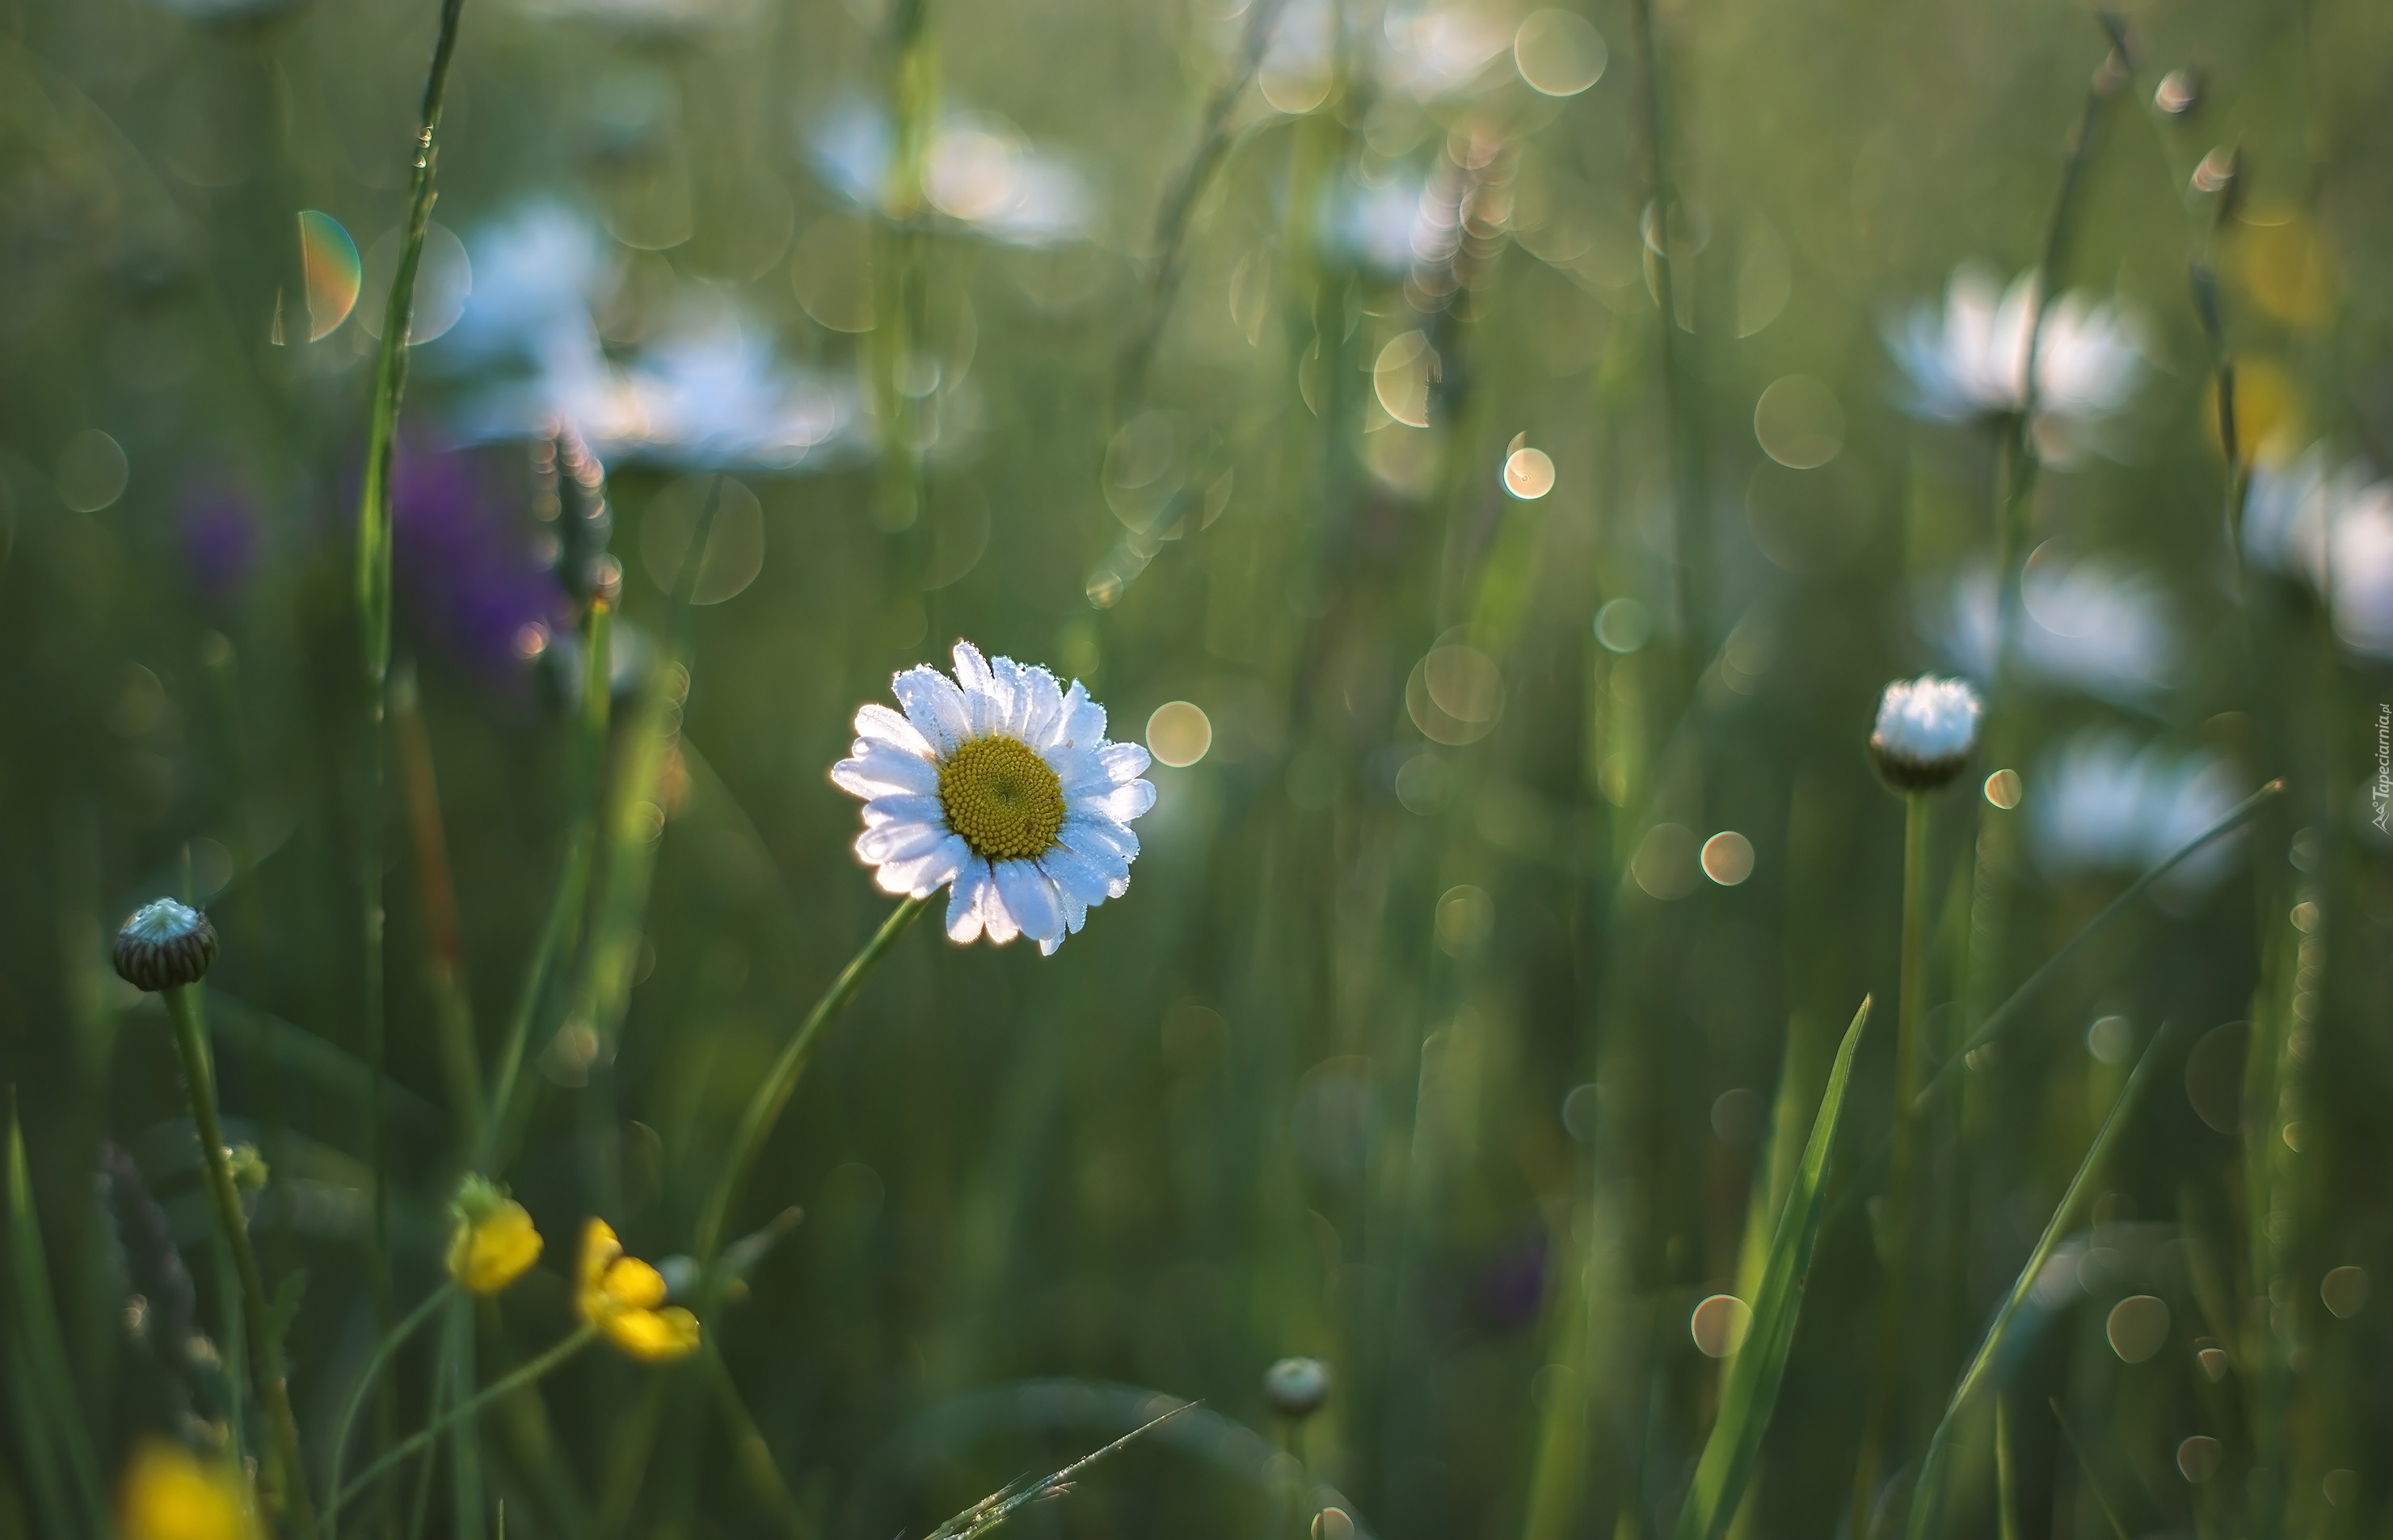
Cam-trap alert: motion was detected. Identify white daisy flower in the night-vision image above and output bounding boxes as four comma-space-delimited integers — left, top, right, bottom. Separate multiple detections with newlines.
832, 642, 1156, 954
1868, 675, 1982, 789
2031, 731, 2243, 898
1886, 267, 2142, 451
1932, 552, 2180, 704
2243, 445, 2393, 660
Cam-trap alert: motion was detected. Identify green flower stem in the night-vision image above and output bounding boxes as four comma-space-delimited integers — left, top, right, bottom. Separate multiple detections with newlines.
162, 982, 319, 1540
1847, 790, 1932, 1536
355, 1, 470, 1501
325, 1281, 457, 1540
692, 894, 932, 1269
328, 1326, 596, 1521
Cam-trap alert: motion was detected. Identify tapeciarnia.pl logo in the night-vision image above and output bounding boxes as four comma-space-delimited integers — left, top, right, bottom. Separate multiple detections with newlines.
2375, 704, 2391, 834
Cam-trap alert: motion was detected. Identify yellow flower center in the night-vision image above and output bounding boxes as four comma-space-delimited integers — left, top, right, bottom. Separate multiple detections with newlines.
937, 735, 1065, 860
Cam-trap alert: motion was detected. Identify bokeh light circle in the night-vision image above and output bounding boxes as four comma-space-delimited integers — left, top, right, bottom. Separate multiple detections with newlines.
1753, 375, 1844, 469
1503, 447, 1556, 499
1146, 701, 1213, 768
1690, 1294, 1751, 1357
1700, 831, 1754, 886
1514, 10, 1607, 96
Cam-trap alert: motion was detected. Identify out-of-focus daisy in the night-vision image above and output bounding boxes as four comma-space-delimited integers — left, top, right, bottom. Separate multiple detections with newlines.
1933, 549, 2180, 703
2243, 445, 2393, 659
806, 99, 1094, 246
1886, 267, 2142, 455
2031, 731, 2243, 897
832, 642, 1156, 954
1868, 675, 1982, 789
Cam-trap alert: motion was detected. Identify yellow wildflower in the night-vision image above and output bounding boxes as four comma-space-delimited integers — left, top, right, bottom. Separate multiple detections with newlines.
116, 1437, 255, 1540
576, 1217, 700, 1362
446, 1176, 543, 1295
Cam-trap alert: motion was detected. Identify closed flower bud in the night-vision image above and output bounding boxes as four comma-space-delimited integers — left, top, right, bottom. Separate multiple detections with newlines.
113, 900, 218, 992
1263, 1356, 1331, 1419
1869, 676, 1983, 791
447, 1176, 544, 1296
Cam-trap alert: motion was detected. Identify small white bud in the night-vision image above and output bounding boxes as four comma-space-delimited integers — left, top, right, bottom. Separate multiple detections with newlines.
1869, 676, 1983, 790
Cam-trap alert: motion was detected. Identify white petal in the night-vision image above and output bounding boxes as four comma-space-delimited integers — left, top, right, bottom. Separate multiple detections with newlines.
1045, 744, 1112, 797
1096, 742, 1152, 783
893, 667, 971, 755
994, 859, 1065, 945
856, 816, 949, 864
872, 834, 969, 897
947, 860, 992, 943
1038, 935, 1064, 956
862, 793, 945, 829
1018, 666, 1068, 747
1058, 813, 1139, 871
854, 703, 933, 758
831, 745, 938, 800
1059, 681, 1106, 747
1041, 844, 1116, 909
950, 642, 1004, 737
990, 656, 1034, 736
1083, 778, 1156, 823
979, 874, 1022, 945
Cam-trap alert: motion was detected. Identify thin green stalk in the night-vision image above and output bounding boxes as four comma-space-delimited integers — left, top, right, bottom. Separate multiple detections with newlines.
1111, 0, 1291, 427
1848, 793, 1932, 1537
2048, 1399, 2131, 1540
355, 0, 470, 1500
1624, 0, 1705, 669
479, 599, 614, 1173
163, 983, 319, 1540
1994, 1398, 2020, 1540
1920, 779, 2284, 1108
692, 894, 932, 1269
325, 1281, 457, 1540
328, 1327, 596, 1520
1901, 1026, 2173, 1540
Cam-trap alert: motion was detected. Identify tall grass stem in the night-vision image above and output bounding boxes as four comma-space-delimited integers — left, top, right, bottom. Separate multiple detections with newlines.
163, 982, 319, 1540
328, 1327, 597, 1519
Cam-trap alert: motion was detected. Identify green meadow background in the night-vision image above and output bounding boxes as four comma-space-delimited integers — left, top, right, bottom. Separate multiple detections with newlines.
0, 0, 2390, 1533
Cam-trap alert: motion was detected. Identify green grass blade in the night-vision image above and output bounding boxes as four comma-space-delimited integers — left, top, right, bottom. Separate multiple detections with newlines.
6, 1098, 107, 1537
1670, 996, 1872, 1540
1901, 1025, 2174, 1540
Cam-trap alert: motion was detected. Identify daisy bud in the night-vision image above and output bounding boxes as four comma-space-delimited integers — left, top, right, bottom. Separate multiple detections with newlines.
1869, 676, 1983, 791
1263, 1356, 1331, 1420
112, 900, 218, 992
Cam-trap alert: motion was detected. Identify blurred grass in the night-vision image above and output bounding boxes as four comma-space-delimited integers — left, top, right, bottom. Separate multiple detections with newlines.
1, 0, 2392, 1534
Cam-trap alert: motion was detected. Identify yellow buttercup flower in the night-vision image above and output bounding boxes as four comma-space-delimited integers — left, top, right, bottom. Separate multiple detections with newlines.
576, 1217, 700, 1362
446, 1176, 543, 1295
116, 1437, 255, 1540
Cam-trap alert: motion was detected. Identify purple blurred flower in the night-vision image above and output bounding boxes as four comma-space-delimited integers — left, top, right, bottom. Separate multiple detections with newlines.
180, 482, 260, 599
392, 434, 573, 690
1472, 1229, 1547, 1331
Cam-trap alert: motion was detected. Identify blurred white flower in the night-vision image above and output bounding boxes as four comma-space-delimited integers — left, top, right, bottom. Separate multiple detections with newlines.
1886, 267, 2142, 451
832, 642, 1156, 954
447, 205, 862, 469
805, 99, 1094, 246
1933, 550, 2179, 703
1869, 675, 1981, 789
2243, 445, 2393, 659
2031, 731, 2243, 896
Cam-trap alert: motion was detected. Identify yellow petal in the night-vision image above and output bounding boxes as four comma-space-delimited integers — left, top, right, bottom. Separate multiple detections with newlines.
600, 1255, 669, 1311
600, 1305, 701, 1363
117, 1438, 254, 1540
576, 1218, 622, 1321
451, 1201, 543, 1295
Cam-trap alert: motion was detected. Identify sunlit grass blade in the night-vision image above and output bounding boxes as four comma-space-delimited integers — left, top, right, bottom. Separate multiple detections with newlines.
5, 1097, 107, 1537
1900, 1025, 2174, 1540
923, 1399, 1197, 1540
1670, 997, 1870, 1540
